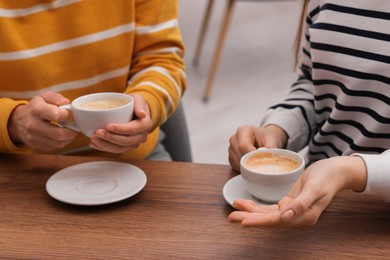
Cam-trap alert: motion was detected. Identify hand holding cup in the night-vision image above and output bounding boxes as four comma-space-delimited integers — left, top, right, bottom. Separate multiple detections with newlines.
59, 92, 134, 138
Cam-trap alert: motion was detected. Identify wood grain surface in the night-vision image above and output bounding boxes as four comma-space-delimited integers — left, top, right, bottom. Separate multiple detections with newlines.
1, 153, 390, 259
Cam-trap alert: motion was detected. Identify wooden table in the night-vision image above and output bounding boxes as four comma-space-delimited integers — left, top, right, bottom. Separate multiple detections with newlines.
1, 153, 390, 259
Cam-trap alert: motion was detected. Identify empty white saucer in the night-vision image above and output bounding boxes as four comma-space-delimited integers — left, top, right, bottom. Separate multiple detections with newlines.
46, 161, 147, 206
222, 175, 269, 206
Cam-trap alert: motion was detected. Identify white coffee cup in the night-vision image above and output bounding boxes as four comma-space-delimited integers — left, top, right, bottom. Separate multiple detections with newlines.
60, 92, 134, 137
240, 148, 305, 203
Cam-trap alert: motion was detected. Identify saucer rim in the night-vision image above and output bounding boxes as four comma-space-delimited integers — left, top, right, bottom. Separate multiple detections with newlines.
222, 175, 269, 206
46, 161, 147, 206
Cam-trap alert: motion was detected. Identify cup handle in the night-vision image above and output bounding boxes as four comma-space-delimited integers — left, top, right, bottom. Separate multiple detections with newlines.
58, 104, 80, 132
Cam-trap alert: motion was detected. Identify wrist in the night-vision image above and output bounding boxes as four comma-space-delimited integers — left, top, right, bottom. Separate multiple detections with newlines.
7, 105, 24, 144
330, 156, 367, 192
264, 124, 288, 148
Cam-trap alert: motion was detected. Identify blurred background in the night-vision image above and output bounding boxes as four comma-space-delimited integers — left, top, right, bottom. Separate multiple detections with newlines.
178, 0, 302, 164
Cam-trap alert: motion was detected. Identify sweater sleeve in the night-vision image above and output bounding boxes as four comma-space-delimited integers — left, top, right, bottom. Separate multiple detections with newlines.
353, 150, 390, 202
260, 1, 318, 152
125, 0, 186, 130
0, 98, 29, 152
260, 79, 317, 152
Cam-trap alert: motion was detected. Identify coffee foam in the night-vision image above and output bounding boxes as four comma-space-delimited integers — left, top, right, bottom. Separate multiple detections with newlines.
245, 152, 300, 174
79, 99, 128, 110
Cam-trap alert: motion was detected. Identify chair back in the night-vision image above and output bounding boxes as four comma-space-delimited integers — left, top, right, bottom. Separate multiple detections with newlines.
160, 102, 193, 162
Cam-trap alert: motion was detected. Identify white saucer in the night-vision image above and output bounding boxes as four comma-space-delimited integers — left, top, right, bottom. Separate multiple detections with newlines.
222, 175, 269, 206
46, 161, 147, 206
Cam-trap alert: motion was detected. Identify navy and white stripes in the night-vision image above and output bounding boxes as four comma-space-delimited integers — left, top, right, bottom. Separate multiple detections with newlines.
261, 0, 390, 163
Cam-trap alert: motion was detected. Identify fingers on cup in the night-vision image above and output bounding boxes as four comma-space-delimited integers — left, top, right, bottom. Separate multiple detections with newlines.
60, 92, 134, 138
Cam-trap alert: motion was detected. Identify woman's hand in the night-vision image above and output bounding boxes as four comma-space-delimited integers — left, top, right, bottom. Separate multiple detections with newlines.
228, 125, 288, 172
7, 91, 78, 151
89, 94, 153, 153
228, 156, 367, 227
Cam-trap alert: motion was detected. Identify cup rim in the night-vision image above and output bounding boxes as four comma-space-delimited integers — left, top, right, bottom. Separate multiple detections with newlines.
72, 92, 134, 111
240, 148, 304, 176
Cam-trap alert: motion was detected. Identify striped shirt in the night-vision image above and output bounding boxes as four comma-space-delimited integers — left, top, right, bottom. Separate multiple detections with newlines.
0, 0, 187, 159
261, 0, 390, 199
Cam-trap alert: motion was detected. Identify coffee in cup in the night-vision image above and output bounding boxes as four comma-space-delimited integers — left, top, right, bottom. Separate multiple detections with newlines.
240, 148, 305, 203
60, 92, 134, 137
78, 99, 129, 110
244, 152, 301, 174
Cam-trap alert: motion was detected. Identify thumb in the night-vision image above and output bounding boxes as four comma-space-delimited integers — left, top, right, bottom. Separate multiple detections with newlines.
131, 94, 149, 119
280, 189, 317, 224
39, 91, 69, 106
281, 209, 295, 223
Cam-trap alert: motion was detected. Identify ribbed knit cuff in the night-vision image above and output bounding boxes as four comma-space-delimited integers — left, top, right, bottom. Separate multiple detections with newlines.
0, 99, 29, 152
352, 151, 390, 202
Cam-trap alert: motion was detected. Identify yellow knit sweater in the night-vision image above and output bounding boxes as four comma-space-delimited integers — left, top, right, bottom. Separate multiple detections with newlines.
0, 0, 187, 159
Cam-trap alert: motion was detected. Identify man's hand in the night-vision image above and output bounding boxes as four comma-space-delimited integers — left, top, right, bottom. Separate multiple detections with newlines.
89, 94, 153, 153
8, 91, 79, 151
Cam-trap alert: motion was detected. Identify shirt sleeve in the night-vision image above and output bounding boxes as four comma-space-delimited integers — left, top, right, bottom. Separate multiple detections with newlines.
353, 150, 390, 202
260, 1, 319, 152
0, 98, 29, 152
125, 0, 187, 130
